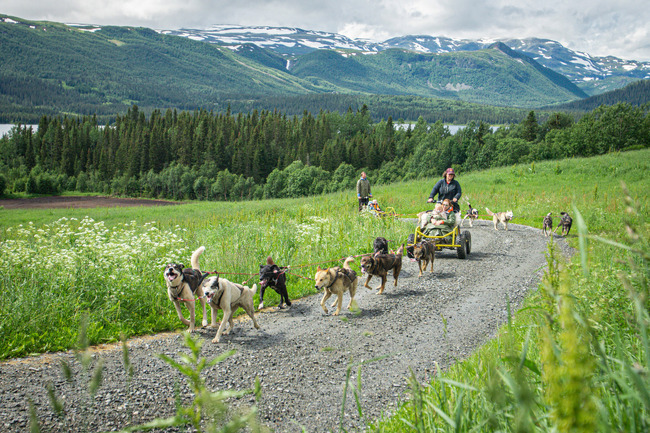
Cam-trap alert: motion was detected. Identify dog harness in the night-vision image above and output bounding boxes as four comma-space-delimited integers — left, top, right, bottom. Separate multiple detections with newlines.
263, 267, 287, 287
169, 272, 209, 301
326, 268, 357, 289
366, 255, 398, 274
211, 279, 246, 306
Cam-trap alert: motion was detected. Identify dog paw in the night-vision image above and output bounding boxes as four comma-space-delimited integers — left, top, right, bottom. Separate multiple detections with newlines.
211, 337, 220, 343
258, 302, 264, 310
202, 320, 208, 327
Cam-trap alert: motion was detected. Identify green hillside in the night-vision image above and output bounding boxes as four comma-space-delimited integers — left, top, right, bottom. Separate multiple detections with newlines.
0, 14, 592, 122
291, 46, 586, 107
0, 16, 326, 120
546, 79, 650, 111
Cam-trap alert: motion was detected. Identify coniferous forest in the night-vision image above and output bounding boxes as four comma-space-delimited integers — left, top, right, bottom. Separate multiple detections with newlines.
0, 102, 648, 200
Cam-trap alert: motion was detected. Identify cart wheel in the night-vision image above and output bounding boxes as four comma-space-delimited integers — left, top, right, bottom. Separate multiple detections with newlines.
465, 231, 472, 255
457, 232, 467, 259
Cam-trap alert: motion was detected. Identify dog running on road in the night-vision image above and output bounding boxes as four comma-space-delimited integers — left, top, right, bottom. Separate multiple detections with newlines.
373, 236, 389, 255
203, 276, 260, 343
554, 212, 573, 236
163, 246, 209, 333
258, 256, 292, 310
485, 208, 514, 231
542, 213, 553, 237
360, 244, 404, 294
314, 257, 359, 315
461, 204, 479, 227
413, 240, 436, 277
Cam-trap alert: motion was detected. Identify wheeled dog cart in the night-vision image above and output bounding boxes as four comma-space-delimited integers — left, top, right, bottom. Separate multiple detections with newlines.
407, 225, 471, 259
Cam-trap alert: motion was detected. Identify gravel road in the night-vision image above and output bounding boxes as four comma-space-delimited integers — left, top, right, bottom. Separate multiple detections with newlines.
0, 219, 572, 433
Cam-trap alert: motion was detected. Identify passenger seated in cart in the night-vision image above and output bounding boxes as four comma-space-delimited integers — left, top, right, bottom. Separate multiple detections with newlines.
367, 199, 382, 216
423, 202, 456, 241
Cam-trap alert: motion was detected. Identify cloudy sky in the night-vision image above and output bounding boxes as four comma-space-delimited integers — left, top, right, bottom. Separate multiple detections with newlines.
2, 0, 649, 61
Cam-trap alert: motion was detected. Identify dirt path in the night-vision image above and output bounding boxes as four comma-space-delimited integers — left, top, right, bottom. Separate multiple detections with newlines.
0, 220, 571, 433
0, 196, 180, 209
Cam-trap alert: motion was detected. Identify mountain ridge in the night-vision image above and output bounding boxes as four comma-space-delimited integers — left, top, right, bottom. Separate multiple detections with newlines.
159, 25, 650, 96
0, 14, 645, 123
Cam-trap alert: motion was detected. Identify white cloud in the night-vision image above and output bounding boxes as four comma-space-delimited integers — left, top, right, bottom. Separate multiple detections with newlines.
2, 0, 649, 60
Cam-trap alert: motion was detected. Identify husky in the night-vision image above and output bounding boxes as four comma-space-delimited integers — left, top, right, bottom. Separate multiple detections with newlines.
314, 257, 359, 315
542, 213, 553, 237
203, 276, 260, 343
554, 212, 573, 236
360, 245, 404, 294
461, 204, 479, 227
164, 246, 209, 332
485, 208, 514, 231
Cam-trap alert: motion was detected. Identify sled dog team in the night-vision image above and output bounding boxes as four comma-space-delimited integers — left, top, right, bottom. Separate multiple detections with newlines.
166, 240, 405, 343
166, 207, 571, 343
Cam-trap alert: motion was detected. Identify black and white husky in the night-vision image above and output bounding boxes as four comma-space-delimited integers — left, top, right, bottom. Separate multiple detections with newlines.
164, 246, 209, 332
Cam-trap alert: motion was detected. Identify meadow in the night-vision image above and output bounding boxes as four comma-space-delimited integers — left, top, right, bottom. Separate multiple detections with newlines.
0, 149, 648, 431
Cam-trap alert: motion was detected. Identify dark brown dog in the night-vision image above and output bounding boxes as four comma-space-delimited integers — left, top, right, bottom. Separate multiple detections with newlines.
554, 212, 573, 236
373, 236, 389, 255
360, 244, 404, 294
542, 213, 553, 237
413, 240, 436, 277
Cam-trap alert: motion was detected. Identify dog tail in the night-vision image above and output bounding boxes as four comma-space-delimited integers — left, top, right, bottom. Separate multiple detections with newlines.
485, 207, 494, 216
343, 256, 355, 270
191, 246, 206, 271
249, 283, 258, 296
395, 244, 404, 257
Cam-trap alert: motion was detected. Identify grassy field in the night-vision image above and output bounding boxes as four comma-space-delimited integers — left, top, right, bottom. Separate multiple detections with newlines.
1, 149, 648, 431
371, 151, 650, 431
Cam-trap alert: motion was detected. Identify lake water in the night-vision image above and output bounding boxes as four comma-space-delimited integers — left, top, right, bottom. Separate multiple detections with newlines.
0, 124, 37, 137
395, 123, 499, 134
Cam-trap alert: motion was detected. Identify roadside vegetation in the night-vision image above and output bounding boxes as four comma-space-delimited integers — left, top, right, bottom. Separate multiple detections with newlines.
0, 102, 647, 204
1, 149, 648, 431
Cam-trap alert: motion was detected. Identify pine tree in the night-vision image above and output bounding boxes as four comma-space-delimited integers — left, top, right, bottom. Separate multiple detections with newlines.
521, 111, 539, 142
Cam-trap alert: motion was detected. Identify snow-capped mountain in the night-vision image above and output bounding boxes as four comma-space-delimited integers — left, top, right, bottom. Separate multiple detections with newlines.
159, 25, 382, 55
159, 26, 650, 95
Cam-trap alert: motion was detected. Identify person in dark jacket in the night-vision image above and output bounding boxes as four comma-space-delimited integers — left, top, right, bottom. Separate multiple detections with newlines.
427, 168, 461, 212
356, 172, 372, 211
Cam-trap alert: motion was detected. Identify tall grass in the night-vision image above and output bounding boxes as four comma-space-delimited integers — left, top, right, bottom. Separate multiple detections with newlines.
368, 152, 649, 431
2, 149, 649, 431
0, 193, 408, 359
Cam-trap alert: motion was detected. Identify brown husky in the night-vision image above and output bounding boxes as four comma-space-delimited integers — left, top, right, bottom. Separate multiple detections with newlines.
542, 213, 553, 237
413, 240, 436, 277
360, 244, 404, 294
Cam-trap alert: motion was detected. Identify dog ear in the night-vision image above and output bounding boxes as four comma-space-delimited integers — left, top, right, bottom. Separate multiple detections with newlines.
267, 256, 274, 265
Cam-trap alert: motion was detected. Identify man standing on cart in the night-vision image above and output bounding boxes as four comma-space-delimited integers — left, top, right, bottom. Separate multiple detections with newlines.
427, 168, 461, 212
